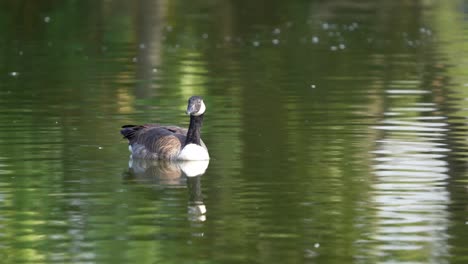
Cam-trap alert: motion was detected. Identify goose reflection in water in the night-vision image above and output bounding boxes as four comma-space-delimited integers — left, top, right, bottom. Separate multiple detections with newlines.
123, 158, 209, 222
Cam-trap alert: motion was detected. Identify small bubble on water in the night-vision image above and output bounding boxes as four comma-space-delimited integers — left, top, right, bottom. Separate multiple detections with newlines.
19, 51, 23, 56
311, 84, 316, 89
339, 43, 346, 49
314, 243, 320, 248
322, 22, 329, 30
44, 16, 51, 23
139, 43, 146, 49
202, 33, 208, 39
272, 39, 280, 45
9, 72, 19, 77
311, 36, 319, 43
98, 146, 103, 150
252, 41, 260, 47
273, 28, 281, 34
152, 68, 158, 73
132, 57, 138, 62
330, 45, 337, 51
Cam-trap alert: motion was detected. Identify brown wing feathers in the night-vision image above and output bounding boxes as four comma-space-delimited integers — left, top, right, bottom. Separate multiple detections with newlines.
121, 124, 186, 159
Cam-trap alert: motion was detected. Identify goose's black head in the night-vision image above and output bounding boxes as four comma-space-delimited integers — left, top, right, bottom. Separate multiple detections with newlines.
186, 96, 206, 116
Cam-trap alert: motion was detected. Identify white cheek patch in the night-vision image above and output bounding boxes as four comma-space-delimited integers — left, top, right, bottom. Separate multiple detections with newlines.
193, 101, 206, 116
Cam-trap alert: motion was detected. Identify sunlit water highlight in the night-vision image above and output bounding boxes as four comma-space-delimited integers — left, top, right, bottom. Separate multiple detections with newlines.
371, 88, 451, 263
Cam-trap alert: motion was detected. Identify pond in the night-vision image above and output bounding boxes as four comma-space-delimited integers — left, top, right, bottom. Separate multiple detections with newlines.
0, 1, 468, 263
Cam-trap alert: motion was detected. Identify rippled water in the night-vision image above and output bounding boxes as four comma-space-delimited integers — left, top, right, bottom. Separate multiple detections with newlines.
1, 1, 468, 263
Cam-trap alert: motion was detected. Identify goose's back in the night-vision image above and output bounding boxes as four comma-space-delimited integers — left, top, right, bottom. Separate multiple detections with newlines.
121, 124, 187, 159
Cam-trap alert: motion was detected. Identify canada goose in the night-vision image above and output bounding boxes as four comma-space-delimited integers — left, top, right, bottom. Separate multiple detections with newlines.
120, 96, 209, 160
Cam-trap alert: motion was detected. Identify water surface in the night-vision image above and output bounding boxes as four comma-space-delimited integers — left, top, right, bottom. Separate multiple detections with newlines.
0, 1, 468, 263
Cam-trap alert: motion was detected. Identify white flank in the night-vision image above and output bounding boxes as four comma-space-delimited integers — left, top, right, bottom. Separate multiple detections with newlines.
179, 160, 210, 177
178, 143, 210, 161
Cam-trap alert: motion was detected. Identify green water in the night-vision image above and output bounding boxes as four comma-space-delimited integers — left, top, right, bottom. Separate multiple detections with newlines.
1, 1, 468, 263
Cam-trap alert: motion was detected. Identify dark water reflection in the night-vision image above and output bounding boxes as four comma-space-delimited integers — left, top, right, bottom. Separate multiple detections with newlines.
0, 0, 468, 263
124, 159, 208, 222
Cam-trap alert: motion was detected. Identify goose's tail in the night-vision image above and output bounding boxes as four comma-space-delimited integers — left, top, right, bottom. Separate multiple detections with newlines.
120, 125, 141, 141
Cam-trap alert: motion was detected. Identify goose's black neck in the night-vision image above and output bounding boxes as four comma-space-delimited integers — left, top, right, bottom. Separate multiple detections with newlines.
184, 114, 204, 146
